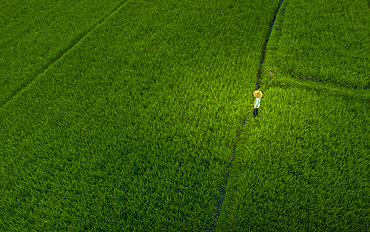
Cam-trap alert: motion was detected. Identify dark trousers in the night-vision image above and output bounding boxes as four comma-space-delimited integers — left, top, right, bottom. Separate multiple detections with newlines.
253, 108, 259, 117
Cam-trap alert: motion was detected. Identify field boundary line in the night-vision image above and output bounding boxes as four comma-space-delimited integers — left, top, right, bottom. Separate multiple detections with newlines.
267, 56, 370, 100
259, 0, 370, 97
208, 0, 286, 231
0, 0, 131, 111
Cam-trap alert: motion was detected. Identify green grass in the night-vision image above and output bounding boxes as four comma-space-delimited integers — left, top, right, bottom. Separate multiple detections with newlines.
263, 0, 370, 89
1, 0, 369, 231
1, 0, 281, 230
216, 0, 370, 231
0, 0, 126, 107
215, 87, 370, 231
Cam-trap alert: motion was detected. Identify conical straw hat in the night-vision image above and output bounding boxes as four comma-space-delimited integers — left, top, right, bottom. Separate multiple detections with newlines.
253, 90, 263, 98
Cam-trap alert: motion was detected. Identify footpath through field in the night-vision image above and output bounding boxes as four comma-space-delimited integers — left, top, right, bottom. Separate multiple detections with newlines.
208, 0, 285, 231
1, 0, 369, 231
213, 0, 370, 231
0, 0, 287, 231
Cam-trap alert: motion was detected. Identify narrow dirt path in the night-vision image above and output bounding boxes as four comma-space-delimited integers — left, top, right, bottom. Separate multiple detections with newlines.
208, 0, 286, 231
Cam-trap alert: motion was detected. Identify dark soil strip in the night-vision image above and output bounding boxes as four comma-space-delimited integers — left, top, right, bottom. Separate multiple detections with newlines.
255, 0, 286, 91
208, 0, 286, 231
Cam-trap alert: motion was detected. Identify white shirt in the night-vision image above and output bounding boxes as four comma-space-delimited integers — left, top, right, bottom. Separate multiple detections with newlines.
254, 97, 261, 108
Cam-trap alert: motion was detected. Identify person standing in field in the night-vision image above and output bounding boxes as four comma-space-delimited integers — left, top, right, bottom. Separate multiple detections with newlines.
253, 90, 262, 117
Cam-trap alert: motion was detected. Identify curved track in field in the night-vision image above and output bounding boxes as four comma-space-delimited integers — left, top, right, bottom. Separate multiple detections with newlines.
208, 0, 286, 231
209, 0, 370, 230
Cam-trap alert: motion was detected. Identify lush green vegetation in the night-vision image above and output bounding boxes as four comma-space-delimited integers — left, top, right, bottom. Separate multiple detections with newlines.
263, 0, 370, 90
0, 0, 125, 107
1, 0, 279, 230
216, 0, 370, 231
1, 0, 369, 231
216, 87, 370, 231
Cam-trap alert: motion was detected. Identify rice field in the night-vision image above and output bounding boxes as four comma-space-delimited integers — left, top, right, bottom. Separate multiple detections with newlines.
1, 0, 369, 231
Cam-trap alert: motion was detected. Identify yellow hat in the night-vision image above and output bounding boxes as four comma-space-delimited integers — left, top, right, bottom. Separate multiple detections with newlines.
253, 90, 263, 98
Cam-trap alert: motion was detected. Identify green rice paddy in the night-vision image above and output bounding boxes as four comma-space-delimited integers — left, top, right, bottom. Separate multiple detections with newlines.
1, 0, 369, 231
